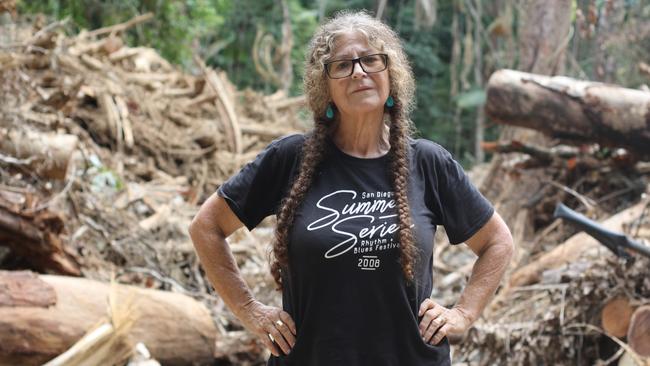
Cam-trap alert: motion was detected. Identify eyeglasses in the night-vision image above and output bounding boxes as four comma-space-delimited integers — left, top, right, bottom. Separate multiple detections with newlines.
324, 53, 389, 79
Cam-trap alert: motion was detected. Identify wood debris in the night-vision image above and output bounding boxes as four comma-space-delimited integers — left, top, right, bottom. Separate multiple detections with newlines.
434, 70, 650, 365
1, 10, 649, 366
0, 271, 216, 365
0, 13, 307, 365
485, 69, 650, 158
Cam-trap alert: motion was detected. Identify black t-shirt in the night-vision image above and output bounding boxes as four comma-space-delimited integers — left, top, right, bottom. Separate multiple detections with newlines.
218, 133, 494, 366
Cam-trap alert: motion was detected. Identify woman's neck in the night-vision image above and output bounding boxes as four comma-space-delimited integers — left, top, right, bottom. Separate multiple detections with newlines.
331, 109, 389, 158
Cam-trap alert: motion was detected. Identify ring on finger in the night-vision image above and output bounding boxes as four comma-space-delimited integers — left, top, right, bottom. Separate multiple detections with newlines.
276, 320, 284, 327
268, 333, 275, 343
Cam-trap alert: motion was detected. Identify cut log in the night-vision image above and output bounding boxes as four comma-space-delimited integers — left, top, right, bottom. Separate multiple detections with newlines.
485, 69, 650, 157
0, 271, 217, 366
43, 281, 136, 366
0, 129, 78, 180
628, 305, 650, 357
0, 270, 56, 307
601, 297, 635, 338
508, 200, 648, 288
0, 206, 81, 276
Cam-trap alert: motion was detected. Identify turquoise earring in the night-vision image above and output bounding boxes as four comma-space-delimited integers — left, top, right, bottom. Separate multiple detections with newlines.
385, 95, 394, 108
325, 104, 335, 119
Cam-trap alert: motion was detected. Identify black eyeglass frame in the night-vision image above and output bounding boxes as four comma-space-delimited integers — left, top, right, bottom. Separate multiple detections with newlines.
323, 53, 389, 79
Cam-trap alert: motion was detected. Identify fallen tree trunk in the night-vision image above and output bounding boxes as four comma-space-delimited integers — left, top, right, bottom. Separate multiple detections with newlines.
508, 200, 648, 288
601, 297, 635, 338
0, 205, 81, 276
628, 305, 650, 358
0, 129, 78, 180
0, 270, 57, 307
485, 69, 650, 157
0, 271, 217, 366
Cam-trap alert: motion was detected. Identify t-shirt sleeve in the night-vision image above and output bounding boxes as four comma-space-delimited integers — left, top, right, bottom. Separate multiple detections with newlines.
217, 134, 303, 231
423, 142, 495, 244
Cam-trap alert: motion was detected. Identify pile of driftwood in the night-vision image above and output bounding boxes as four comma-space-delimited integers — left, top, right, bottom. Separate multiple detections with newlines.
432, 70, 650, 365
0, 13, 305, 365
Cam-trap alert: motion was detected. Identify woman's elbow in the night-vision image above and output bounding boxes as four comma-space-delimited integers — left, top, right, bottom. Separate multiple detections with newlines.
188, 209, 233, 248
480, 218, 514, 264
496, 228, 515, 263
188, 216, 202, 246
188, 211, 214, 246
189, 193, 242, 240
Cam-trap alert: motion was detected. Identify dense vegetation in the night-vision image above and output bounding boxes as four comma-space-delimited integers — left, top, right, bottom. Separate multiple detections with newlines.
17, 0, 650, 166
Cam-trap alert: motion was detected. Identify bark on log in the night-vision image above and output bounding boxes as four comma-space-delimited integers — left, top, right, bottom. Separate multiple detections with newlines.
628, 305, 650, 357
0, 206, 81, 276
0, 270, 56, 307
0, 271, 217, 366
485, 69, 650, 157
508, 200, 648, 288
601, 297, 635, 338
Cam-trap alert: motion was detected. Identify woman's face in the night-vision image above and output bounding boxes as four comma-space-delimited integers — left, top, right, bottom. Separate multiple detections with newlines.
326, 31, 390, 117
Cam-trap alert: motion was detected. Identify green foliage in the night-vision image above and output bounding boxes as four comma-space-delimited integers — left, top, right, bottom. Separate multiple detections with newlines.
288, 2, 319, 94
17, 0, 228, 65
382, 0, 471, 155
211, 0, 318, 94
15, 0, 482, 162
140, 0, 227, 67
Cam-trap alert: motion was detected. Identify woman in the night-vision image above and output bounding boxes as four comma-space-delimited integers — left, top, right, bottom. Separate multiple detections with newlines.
189, 10, 513, 366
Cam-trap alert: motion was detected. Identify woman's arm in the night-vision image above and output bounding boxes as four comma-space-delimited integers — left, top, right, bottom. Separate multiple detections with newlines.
188, 192, 296, 356
418, 211, 514, 345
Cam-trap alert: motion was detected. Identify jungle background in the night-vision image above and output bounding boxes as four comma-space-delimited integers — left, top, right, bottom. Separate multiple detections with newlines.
1, 0, 649, 365
11, 0, 650, 163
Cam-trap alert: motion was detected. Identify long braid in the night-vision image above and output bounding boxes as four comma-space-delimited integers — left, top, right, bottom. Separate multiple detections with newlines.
388, 101, 418, 284
270, 105, 418, 290
270, 119, 330, 290
273, 11, 418, 291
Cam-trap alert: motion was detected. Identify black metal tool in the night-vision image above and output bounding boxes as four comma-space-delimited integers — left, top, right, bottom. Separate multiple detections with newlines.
553, 202, 650, 259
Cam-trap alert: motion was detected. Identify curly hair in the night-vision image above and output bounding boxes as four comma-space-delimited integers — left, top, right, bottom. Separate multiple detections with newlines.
270, 10, 418, 290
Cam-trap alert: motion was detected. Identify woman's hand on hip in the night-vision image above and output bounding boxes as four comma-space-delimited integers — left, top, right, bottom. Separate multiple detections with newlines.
418, 298, 472, 346
240, 300, 296, 357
